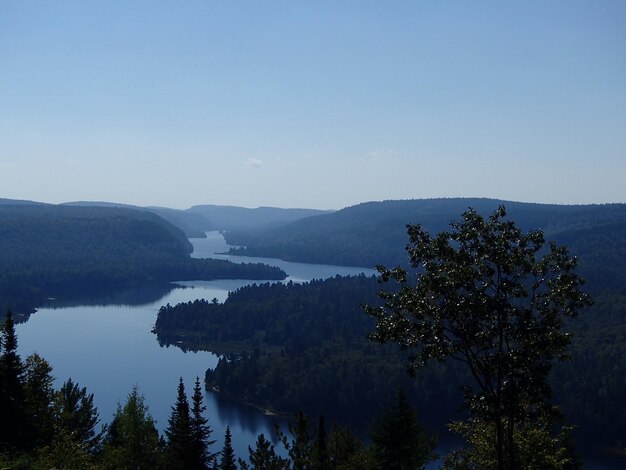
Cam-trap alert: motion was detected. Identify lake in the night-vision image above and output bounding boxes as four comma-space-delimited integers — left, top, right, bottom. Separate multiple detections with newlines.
16, 231, 375, 460
15, 231, 621, 468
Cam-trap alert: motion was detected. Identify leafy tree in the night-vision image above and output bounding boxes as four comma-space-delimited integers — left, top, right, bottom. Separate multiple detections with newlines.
365, 206, 591, 470
165, 377, 194, 468
101, 385, 164, 469
442, 417, 580, 470
369, 390, 435, 470
191, 376, 216, 469
0, 311, 28, 450
219, 426, 237, 470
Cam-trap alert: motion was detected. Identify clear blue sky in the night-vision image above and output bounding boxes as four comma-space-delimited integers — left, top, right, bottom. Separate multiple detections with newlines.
1, 1, 624, 209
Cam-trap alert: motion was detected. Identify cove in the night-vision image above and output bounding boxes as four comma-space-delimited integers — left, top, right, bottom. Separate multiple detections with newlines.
15, 231, 375, 458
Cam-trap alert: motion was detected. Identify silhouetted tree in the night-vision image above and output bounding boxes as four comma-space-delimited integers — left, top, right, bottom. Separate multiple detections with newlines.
0, 311, 27, 450
53, 377, 104, 453
165, 377, 194, 468
219, 426, 237, 470
23, 353, 55, 447
370, 390, 435, 470
102, 385, 164, 469
365, 206, 591, 470
191, 376, 216, 469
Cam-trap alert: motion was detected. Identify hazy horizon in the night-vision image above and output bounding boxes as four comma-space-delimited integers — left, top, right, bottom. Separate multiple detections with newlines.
1, 1, 624, 208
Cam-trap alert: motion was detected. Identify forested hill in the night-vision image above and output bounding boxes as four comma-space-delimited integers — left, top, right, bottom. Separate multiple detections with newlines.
224, 199, 626, 285
187, 204, 333, 231
0, 204, 285, 314
63, 201, 211, 238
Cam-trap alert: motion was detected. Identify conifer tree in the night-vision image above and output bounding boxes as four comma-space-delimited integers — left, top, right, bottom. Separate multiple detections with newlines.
314, 415, 328, 470
244, 433, 288, 469
191, 376, 216, 469
102, 385, 164, 469
370, 390, 435, 470
24, 353, 55, 447
53, 377, 104, 453
165, 377, 194, 468
219, 426, 237, 470
0, 311, 28, 450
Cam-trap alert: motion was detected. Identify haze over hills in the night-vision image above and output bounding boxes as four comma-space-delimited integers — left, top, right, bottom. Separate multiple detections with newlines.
187, 204, 333, 231
62, 200, 331, 237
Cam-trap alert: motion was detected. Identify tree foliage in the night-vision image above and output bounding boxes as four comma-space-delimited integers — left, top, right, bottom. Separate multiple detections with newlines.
364, 206, 591, 470
53, 378, 104, 453
101, 385, 164, 469
370, 390, 436, 470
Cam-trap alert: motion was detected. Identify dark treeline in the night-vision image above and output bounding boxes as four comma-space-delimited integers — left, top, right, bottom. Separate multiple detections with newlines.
155, 276, 468, 428
0, 205, 285, 314
0, 312, 435, 469
155, 275, 626, 448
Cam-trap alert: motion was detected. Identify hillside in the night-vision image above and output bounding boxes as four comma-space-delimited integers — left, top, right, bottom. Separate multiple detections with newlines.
224, 199, 626, 287
187, 204, 333, 231
63, 201, 211, 238
0, 204, 285, 314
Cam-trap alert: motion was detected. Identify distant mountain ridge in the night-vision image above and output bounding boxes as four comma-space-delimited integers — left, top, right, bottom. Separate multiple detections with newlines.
0, 203, 286, 314
187, 204, 333, 231
63, 201, 332, 237
224, 198, 626, 286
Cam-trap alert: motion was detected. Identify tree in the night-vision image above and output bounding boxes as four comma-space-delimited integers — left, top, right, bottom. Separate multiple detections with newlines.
53, 378, 104, 453
23, 353, 55, 447
0, 311, 28, 450
369, 390, 435, 470
240, 433, 289, 470
364, 206, 591, 470
219, 426, 237, 470
191, 376, 216, 469
101, 385, 164, 469
165, 377, 193, 468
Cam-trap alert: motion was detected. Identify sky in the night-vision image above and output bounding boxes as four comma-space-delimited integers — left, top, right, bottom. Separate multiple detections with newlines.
1, 1, 625, 210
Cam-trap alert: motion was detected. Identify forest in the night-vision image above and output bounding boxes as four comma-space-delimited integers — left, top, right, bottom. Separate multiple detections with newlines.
224, 199, 626, 284
157, 204, 626, 463
0, 312, 438, 469
154, 275, 625, 448
0, 204, 285, 315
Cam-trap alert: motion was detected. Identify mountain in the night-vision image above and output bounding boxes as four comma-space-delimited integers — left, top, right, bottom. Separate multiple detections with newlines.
0, 204, 285, 314
224, 198, 626, 282
63, 201, 211, 238
187, 204, 333, 231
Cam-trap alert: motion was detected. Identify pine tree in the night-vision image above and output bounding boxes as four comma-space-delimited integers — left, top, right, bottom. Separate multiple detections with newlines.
191, 376, 216, 469
165, 377, 194, 468
246, 433, 288, 469
101, 385, 164, 469
219, 426, 237, 470
370, 390, 435, 470
0, 311, 28, 450
313, 415, 328, 470
23, 353, 55, 447
53, 377, 104, 453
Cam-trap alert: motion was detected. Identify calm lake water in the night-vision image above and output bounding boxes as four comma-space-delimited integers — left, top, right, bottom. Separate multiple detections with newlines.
16, 231, 375, 460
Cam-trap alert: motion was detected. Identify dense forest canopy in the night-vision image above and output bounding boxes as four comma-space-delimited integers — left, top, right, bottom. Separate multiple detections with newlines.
158, 201, 626, 451
0, 204, 285, 314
